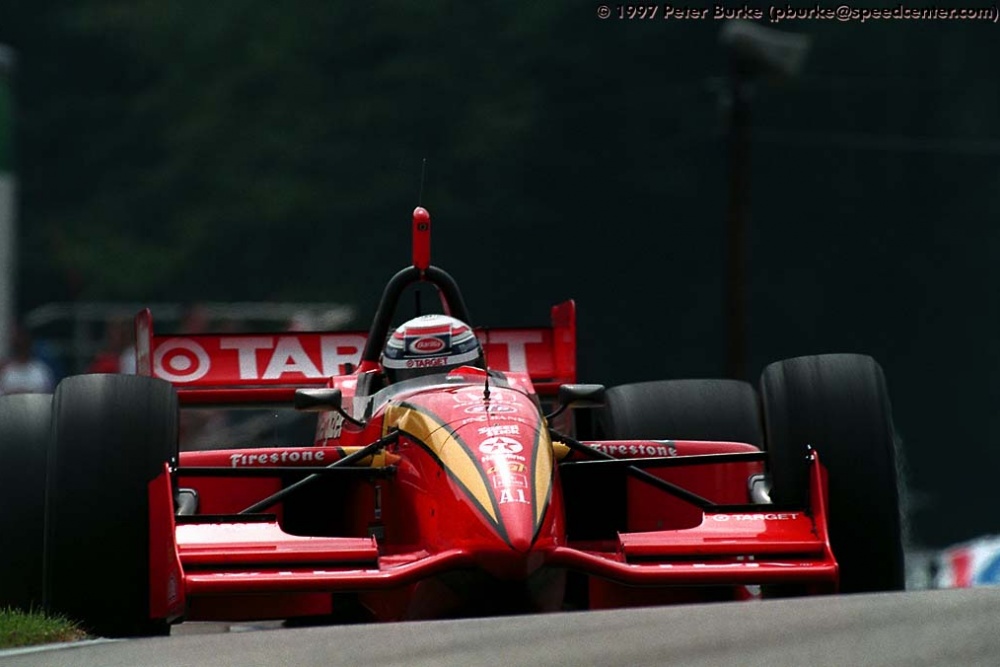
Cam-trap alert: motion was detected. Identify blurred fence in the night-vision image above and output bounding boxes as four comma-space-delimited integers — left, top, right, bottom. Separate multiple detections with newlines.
24, 301, 355, 377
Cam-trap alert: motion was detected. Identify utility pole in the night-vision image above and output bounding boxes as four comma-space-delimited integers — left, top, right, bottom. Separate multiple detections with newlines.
718, 21, 810, 380
724, 63, 752, 382
0, 45, 16, 359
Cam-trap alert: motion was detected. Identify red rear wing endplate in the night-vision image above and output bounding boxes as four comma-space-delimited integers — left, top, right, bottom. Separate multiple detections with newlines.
135, 301, 575, 404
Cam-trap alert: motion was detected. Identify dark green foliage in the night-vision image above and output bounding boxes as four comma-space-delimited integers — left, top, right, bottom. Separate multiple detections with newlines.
1, 5, 999, 548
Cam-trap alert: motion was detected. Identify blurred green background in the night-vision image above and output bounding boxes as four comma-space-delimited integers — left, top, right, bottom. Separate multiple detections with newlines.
1, 2, 999, 550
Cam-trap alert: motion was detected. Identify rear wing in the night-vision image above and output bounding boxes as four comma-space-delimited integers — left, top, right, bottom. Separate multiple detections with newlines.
135, 301, 576, 404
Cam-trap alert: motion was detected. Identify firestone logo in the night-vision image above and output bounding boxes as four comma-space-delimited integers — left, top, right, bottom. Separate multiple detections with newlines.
229, 450, 327, 467
589, 443, 677, 458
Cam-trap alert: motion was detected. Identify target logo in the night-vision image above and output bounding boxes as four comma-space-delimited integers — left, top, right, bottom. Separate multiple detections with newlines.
154, 339, 211, 383
478, 436, 523, 455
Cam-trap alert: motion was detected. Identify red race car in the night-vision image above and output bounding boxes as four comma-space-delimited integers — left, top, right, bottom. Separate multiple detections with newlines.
0, 208, 904, 637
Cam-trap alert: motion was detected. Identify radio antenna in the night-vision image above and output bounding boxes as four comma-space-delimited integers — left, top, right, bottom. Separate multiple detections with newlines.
482, 326, 491, 402
418, 158, 428, 206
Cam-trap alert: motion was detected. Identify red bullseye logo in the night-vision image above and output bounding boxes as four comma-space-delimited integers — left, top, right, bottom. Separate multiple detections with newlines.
409, 336, 446, 355
154, 339, 210, 383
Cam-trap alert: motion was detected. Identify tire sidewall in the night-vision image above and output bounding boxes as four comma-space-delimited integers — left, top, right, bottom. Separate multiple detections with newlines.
0, 393, 52, 611
44, 374, 177, 636
760, 354, 904, 593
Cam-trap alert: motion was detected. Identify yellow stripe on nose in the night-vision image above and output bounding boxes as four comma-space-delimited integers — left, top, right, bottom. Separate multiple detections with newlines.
383, 404, 498, 524
534, 429, 554, 526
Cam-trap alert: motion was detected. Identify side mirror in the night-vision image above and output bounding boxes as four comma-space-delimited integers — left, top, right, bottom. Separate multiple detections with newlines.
295, 387, 367, 427
557, 384, 606, 409
546, 384, 606, 421
294, 388, 344, 412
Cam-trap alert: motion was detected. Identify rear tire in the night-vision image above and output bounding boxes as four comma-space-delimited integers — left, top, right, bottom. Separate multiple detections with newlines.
597, 379, 763, 446
0, 394, 52, 611
760, 354, 904, 593
44, 374, 178, 637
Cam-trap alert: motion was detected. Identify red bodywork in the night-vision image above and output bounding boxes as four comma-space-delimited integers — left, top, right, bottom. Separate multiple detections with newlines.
135, 210, 838, 626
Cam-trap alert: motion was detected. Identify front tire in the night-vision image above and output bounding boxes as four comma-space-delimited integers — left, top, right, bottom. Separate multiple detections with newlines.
0, 394, 52, 611
760, 354, 904, 593
43, 374, 178, 637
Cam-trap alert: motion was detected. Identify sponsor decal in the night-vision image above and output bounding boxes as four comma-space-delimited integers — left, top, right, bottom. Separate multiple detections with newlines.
589, 443, 678, 458
481, 453, 526, 464
478, 436, 523, 455
229, 450, 327, 467
408, 335, 447, 355
712, 513, 800, 522
154, 339, 211, 383
319, 412, 344, 440
464, 404, 518, 415
452, 387, 522, 414
464, 414, 529, 423
406, 356, 448, 369
492, 472, 528, 489
220, 336, 325, 379
153, 334, 366, 383
477, 424, 520, 437
486, 462, 526, 474
499, 488, 530, 505
152, 332, 548, 384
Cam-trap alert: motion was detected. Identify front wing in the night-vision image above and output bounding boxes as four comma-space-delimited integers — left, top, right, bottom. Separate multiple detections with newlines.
148, 450, 836, 623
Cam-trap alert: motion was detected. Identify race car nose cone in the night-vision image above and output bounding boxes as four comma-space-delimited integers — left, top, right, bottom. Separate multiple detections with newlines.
507, 531, 535, 555
496, 490, 540, 555
476, 544, 545, 580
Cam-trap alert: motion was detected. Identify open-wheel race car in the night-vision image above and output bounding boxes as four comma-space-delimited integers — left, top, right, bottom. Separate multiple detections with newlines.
0, 208, 904, 637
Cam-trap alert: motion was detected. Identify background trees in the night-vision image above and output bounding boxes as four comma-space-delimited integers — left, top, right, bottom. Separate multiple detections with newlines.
2, 2, 998, 547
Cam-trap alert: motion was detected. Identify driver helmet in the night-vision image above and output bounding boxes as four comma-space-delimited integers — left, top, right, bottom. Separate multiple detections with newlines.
382, 314, 484, 383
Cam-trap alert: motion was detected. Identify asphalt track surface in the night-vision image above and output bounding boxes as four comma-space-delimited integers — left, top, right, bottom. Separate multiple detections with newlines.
2, 588, 998, 667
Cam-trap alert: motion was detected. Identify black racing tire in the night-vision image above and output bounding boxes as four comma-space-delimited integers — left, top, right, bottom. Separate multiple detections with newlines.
760, 354, 904, 593
43, 374, 178, 637
0, 394, 52, 611
597, 379, 763, 447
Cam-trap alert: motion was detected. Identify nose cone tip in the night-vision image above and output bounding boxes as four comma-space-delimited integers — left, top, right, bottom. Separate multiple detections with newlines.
502, 510, 539, 555
476, 540, 544, 580
508, 533, 534, 554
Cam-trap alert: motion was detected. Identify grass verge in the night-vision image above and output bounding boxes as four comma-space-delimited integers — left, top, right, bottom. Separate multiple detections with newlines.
0, 607, 87, 649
